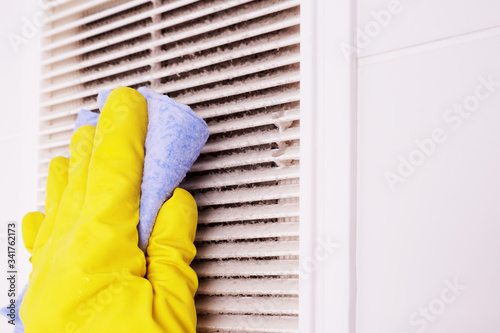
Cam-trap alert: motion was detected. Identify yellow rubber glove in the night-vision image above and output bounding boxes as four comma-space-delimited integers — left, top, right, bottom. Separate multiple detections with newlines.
20, 87, 198, 333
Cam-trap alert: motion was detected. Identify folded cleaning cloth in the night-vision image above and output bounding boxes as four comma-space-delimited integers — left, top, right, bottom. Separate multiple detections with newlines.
94, 86, 209, 252
4, 86, 209, 331
73, 109, 100, 131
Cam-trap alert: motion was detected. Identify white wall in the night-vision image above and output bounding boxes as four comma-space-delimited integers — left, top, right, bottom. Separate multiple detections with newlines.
357, 1, 500, 332
0, 0, 41, 331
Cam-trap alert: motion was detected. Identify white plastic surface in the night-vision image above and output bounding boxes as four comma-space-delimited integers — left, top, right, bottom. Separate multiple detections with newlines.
357, 13, 500, 333
357, 0, 500, 57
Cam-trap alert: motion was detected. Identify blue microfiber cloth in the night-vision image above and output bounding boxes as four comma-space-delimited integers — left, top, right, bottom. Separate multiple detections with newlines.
73, 109, 100, 131
5, 87, 209, 331
98, 86, 209, 252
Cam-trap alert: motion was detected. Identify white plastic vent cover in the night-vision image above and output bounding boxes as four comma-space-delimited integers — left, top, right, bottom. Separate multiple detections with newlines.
38, 0, 300, 331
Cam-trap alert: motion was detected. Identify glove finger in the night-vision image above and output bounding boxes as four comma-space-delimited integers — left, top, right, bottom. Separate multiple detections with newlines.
75, 87, 147, 277
51, 125, 96, 241
21, 212, 44, 254
81, 87, 147, 230
32, 156, 69, 253
146, 188, 198, 333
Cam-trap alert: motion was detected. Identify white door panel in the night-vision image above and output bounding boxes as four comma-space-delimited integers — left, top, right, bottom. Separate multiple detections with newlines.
357, 0, 500, 57
358, 33, 500, 333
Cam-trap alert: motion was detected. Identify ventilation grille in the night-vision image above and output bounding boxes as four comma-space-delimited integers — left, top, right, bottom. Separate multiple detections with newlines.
39, 0, 300, 331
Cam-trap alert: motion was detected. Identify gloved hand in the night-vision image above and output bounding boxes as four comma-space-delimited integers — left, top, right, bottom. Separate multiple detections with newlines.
20, 87, 198, 333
